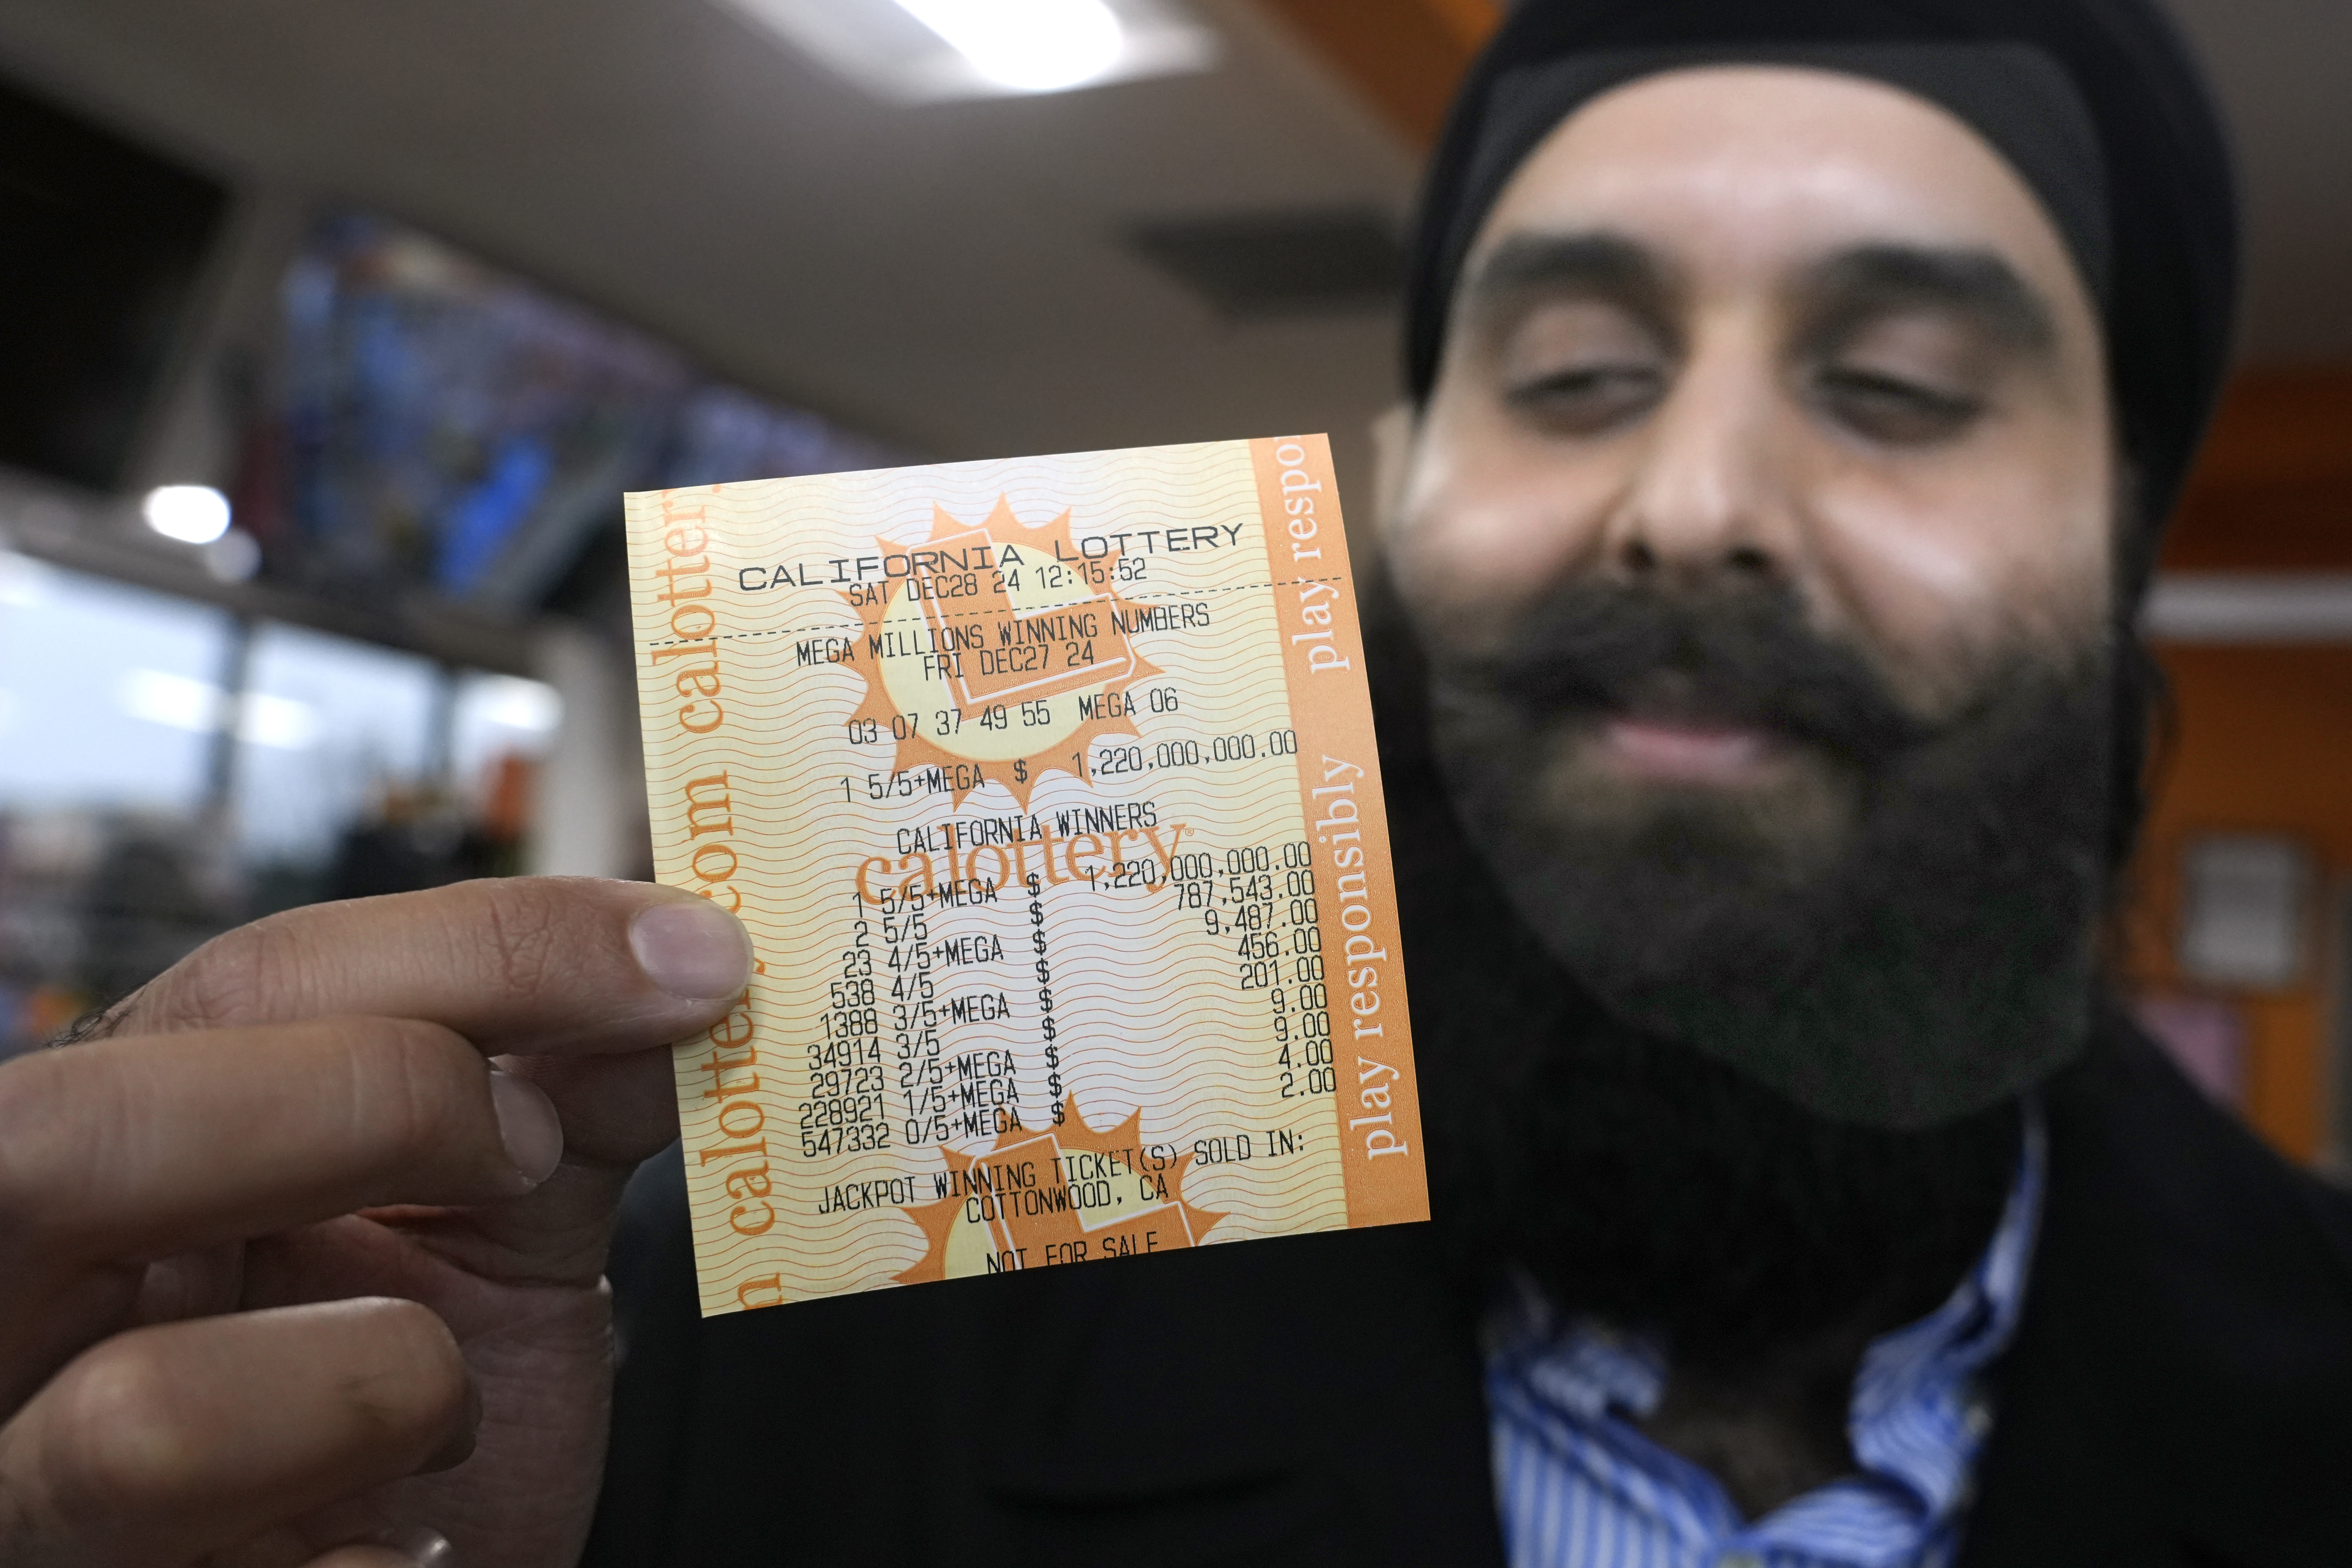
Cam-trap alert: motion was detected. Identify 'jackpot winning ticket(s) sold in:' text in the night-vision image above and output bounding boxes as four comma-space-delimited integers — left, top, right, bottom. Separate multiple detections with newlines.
626, 435, 1428, 1316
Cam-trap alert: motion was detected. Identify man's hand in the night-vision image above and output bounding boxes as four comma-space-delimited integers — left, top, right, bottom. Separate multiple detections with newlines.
0, 877, 754, 1568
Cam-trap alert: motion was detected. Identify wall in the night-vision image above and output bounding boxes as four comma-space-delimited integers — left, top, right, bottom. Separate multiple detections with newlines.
2129, 644, 2352, 1163
2128, 371, 2352, 1165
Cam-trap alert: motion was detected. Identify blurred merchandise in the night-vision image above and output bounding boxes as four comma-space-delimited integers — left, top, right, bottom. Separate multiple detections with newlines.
0, 807, 220, 1056
0, 552, 563, 1054
328, 785, 495, 900
14, 983, 89, 1044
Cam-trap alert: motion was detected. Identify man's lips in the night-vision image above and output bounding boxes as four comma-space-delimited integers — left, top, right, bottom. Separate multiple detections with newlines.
1595, 716, 1778, 784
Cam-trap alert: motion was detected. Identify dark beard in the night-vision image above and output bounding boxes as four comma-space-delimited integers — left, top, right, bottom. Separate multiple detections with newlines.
1364, 568, 2047, 1362
1405, 845, 2023, 1370
1420, 577, 2112, 1128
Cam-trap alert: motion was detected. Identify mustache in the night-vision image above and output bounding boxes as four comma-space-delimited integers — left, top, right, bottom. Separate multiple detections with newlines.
1429, 581, 1940, 767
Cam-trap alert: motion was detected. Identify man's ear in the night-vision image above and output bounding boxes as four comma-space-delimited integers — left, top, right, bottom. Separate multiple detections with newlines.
1369, 400, 1420, 549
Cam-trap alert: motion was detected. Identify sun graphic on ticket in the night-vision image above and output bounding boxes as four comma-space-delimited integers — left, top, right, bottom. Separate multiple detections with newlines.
838, 496, 1165, 811
626, 436, 1427, 1314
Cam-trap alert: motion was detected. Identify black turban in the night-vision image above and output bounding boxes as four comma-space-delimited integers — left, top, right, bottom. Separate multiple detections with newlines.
1402, 0, 2241, 559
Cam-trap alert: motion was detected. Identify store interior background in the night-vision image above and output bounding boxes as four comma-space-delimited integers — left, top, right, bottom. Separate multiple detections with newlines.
3, 0, 2350, 1170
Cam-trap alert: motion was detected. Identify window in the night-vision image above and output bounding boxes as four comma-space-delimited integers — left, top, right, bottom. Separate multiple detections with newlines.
232, 623, 443, 866
0, 552, 232, 813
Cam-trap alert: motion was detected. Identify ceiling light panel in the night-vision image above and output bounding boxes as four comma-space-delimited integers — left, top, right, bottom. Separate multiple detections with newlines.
718, 0, 1218, 101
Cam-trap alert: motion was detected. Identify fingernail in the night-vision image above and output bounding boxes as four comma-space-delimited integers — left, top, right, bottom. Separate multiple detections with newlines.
489, 1070, 563, 1186
374, 1525, 455, 1567
630, 898, 754, 1000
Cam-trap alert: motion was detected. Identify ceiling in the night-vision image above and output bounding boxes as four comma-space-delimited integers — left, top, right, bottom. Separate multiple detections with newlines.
0, 0, 2347, 505
0, 0, 1417, 494
2162, 0, 2352, 365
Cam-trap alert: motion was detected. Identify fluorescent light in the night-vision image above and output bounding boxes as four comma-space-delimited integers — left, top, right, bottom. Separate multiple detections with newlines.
894, 0, 1123, 92
115, 669, 321, 750
718, 0, 1216, 103
142, 484, 232, 545
238, 692, 323, 751
118, 669, 226, 732
2143, 573, 2352, 642
470, 675, 564, 733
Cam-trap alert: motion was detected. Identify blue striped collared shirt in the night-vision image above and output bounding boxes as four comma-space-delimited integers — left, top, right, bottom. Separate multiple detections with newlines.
1486, 1109, 2047, 1568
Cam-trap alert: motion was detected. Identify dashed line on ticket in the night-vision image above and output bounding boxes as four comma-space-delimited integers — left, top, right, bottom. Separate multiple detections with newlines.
625, 435, 1428, 1315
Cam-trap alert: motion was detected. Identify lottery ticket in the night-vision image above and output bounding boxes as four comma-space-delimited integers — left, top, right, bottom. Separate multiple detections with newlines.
626, 435, 1427, 1315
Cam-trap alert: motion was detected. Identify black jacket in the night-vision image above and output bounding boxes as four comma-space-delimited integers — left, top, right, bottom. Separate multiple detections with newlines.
585, 1022, 2352, 1566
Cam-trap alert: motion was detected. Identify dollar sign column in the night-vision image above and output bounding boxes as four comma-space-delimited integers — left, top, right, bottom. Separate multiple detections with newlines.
1025, 872, 1067, 1126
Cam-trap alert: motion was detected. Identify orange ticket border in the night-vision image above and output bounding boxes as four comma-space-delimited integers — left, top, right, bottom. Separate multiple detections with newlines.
1248, 435, 1429, 1230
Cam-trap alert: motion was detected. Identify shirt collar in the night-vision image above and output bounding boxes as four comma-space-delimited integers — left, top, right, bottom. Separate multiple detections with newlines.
1487, 1100, 2048, 1530
1843, 1100, 2047, 1516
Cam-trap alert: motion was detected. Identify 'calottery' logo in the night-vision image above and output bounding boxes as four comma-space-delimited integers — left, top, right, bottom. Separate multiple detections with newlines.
844, 498, 1164, 810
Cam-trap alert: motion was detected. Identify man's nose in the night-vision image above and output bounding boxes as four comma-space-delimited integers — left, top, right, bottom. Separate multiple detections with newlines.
1600, 339, 1797, 588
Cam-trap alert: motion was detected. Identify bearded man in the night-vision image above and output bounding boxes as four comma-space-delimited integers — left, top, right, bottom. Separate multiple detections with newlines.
585, 4, 2352, 1561
4, 2, 2349, 1566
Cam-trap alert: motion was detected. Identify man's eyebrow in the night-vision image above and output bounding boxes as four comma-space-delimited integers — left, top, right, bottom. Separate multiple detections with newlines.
1458, 231, 1679, 328
1794, 244, 2060, 358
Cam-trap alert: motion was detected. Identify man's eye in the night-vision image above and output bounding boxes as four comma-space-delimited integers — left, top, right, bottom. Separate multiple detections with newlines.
1812, 366, 1984, 445
1503, 364, 1666, 434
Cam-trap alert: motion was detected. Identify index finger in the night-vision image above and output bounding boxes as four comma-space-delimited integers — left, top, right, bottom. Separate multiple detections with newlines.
92, 878, 753, 1058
